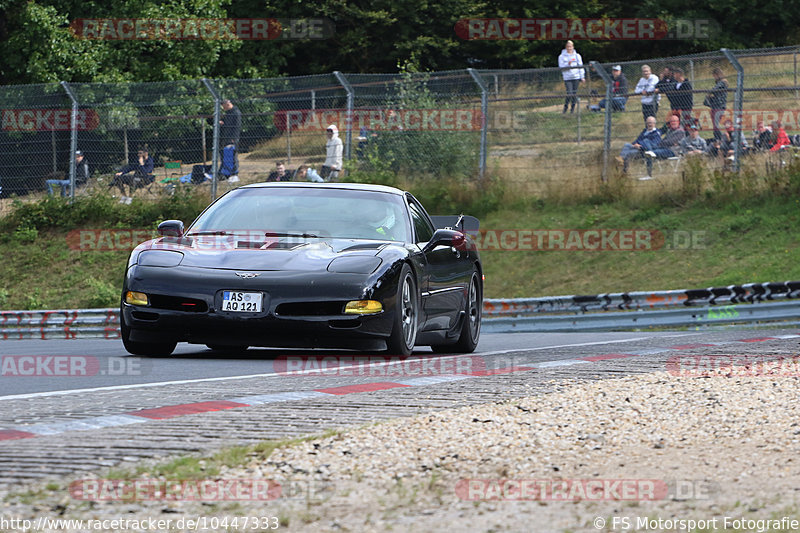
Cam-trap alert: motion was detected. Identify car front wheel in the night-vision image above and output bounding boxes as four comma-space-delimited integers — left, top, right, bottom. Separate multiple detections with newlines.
385, 264, 418, 356
121, 309, 177, 357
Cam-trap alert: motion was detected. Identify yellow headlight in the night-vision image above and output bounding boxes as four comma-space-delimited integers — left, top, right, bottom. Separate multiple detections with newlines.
125, 291, 149, 306
344, 300, 383, 314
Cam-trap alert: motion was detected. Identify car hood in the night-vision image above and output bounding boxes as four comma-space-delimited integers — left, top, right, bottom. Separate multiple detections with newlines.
138, 236, 390, 271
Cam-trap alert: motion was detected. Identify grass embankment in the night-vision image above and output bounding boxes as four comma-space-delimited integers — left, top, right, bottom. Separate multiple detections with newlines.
1, 182, 799, 309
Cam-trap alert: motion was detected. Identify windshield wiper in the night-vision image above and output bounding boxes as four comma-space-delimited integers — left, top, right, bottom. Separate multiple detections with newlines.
188, 230, 229, 236
265, 232, 321, 238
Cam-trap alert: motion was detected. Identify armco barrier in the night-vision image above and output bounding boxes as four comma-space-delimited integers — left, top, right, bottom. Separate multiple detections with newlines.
2, 281, 800, 339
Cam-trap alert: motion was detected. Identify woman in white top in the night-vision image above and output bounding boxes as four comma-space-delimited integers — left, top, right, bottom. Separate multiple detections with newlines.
557, 40, 584, 114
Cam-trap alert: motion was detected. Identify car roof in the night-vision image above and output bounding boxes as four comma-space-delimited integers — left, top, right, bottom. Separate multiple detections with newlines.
241, 182, 406, 196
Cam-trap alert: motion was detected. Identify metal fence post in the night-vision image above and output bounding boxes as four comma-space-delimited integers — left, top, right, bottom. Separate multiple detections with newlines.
467, 68, 488, 181
202, 78, 221, 201
60, 81, 78, 200
590, 62, 613, 183
333, 71, 353, 161
721, 49, 744, 173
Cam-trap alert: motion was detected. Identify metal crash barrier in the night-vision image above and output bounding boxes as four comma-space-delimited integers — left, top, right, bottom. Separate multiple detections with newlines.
2, 281, 800, 339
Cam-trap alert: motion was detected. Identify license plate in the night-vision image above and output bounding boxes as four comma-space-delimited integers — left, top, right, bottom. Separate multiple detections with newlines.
222, 291, 262, 312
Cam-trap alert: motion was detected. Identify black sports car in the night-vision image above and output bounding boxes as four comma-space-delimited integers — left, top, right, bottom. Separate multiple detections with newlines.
121, 183, 482, 356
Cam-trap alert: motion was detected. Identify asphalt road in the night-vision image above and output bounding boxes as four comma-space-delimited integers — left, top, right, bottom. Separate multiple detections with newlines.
1, 327, 795, 488
0, 331, 694, 397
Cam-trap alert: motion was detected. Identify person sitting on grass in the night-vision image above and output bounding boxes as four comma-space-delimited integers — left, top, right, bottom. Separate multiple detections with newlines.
617, 115, 662, 176
294, 164, 324, 183
708, 119, 749, 160
267, 161, 293, 182
769, 121, 791, 152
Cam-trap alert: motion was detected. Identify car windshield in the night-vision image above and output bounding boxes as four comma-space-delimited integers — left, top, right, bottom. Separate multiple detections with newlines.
188, 187, 412, 242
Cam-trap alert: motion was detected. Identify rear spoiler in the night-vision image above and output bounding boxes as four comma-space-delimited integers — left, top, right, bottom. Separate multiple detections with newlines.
430, 215, 479, 233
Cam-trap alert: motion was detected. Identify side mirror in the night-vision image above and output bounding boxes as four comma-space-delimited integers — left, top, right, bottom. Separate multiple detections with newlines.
422, 228, 465, 253
158, 219, 184, 238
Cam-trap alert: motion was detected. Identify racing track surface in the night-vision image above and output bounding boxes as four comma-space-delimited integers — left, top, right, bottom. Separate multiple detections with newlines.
0, 329, 797, 488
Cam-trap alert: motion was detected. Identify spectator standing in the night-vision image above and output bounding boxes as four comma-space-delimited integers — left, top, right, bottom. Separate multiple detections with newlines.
654, 66, 677, 112
46, 150, 90, 197
679, 124, 708, 155
618, 115, 662, 176
219, 99, 242, 180
634, 65, 660, 121
671, 68, 694, 126
322, 124, 343, 181
704, 68, 728, 141
558, 40, 584, 114
595, 65, 628, 111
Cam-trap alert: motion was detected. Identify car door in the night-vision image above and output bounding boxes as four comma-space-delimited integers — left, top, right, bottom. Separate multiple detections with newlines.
407, 196, 468, 332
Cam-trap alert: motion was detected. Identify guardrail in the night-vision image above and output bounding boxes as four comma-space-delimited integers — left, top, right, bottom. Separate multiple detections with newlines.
2, 281, 800, 339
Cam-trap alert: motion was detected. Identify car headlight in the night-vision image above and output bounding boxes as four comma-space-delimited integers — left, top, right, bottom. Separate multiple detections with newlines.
138, 250, 184, 267
125, 291, 149, 306
344, 300, 383, 314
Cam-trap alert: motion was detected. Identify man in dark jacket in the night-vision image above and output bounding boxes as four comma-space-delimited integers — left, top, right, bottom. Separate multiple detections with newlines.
109, 148, 154, 203
46, 150, 90, 197
655, 66, 678, 112
596, 65, 628, 111
618, 115, 662, 177
671, 68, 694, 127
219, 99, 242, 179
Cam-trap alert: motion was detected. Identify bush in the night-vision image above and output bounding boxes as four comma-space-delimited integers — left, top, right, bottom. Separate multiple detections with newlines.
0, 186, 210, 233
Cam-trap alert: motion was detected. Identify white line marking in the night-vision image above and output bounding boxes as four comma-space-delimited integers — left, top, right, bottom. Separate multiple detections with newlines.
532, 359, 591, 368
0, 333, 733, 402
228, 391, 329, 405
15, 414, 148, 435
394, 375, 475, 386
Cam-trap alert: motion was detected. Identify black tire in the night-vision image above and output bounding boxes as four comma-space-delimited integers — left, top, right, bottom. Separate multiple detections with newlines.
431, 268, 482, 354
120, 309, 177, 357
385, 264, 419, 356
206, 344, 249, 354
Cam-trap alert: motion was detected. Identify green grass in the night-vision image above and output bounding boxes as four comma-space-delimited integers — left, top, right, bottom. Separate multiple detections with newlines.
1, 183, 800, 308
480, 195, 800, 298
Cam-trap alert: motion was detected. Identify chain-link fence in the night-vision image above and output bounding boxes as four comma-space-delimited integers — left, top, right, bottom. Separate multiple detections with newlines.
1, 45, 799, 212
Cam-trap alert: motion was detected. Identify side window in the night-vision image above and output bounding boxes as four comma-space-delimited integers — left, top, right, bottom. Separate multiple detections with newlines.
409, 202, 434, 243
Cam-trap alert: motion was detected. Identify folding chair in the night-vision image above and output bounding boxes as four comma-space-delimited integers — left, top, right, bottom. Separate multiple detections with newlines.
160, 161, 183, 194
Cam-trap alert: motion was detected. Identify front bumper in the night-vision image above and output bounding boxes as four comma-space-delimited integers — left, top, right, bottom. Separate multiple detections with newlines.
123, 265, 398, 350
